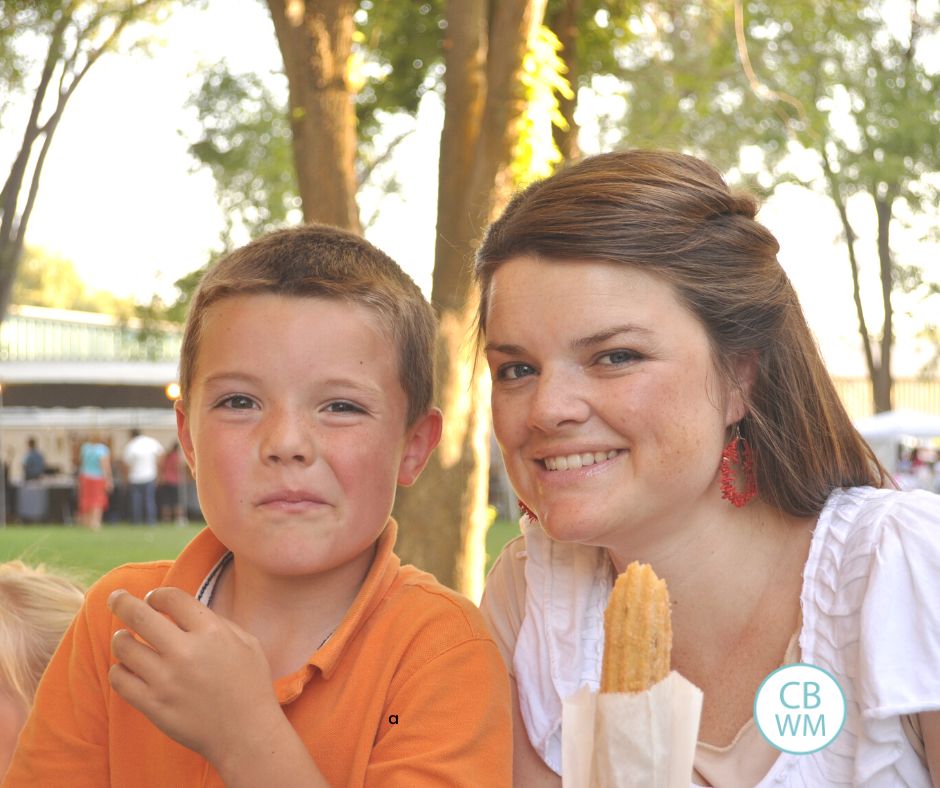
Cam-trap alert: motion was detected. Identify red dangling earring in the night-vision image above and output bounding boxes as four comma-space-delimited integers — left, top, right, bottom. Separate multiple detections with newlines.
719, 424, 757, 507
518, 499, 538, 523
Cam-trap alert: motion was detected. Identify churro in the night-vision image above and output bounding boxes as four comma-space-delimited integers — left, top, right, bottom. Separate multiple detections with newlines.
600, 562, 672, 693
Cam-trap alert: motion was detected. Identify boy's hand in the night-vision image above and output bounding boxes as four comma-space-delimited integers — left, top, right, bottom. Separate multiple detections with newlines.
107, 587, 285, 770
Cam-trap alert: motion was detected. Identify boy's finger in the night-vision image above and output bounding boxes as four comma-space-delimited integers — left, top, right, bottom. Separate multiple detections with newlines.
108, 589, 182, 652
111, 629, 162, 681
108, 661, 155, 716
144, 587, 214, 633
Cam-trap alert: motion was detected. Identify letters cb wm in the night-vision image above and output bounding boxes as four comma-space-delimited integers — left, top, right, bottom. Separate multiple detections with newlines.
753, 663, 846, 754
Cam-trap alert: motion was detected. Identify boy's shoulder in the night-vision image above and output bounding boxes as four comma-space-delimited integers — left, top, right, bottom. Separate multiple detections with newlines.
396, 564, 489, 637
84, 560, 176, 607
375, 557, 495, 645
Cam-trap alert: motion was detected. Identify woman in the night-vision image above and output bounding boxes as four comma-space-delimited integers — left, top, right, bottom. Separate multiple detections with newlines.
477, 150, 940, 786
76, 435, 112, 531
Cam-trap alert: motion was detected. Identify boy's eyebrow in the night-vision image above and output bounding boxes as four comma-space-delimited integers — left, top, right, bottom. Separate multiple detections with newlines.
202, 373, 384, 396
320, 377, 385, 397
485, 325, 653, 356
203, 372, 264, 388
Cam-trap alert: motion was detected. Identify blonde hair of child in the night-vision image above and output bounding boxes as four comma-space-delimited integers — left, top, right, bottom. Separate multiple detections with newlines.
0, 561, 85, 710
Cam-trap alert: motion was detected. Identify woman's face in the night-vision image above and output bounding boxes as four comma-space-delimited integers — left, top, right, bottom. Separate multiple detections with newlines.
484, 256, 745, 551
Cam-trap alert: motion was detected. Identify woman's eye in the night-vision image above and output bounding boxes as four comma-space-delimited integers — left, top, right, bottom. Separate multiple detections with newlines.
217, 394, 257, 410
497, 363, 536, 381
597, 349, 639, 366
326, 401, 365, 414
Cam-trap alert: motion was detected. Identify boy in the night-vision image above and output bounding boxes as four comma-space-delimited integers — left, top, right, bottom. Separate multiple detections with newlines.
4, 226, 512, 787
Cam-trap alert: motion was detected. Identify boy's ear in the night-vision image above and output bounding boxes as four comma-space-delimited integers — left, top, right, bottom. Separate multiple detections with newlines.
725, 351, 759, 426
175, 401, 197, 476
397, 408, 443, 487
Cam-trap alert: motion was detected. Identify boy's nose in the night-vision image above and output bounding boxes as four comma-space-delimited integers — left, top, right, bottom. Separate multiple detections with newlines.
260, 409, 316, 465
526, 366, 591, 432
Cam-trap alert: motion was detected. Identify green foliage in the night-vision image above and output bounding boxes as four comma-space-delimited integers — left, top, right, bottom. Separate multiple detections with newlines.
174, 0, 449, 314
599, 0, 940, 387
513, 25, 574, 186
352, 0, 444, 142
12, 245, 137, 315
545, 0, 643, 79
185, 62, 299, 244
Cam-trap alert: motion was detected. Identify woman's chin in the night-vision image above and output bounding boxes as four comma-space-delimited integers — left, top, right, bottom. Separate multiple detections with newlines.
537, 511, 612, 547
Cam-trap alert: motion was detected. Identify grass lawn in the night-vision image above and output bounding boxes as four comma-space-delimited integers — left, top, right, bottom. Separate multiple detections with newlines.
0, 523, 203, 586
1, 518, 522, 586
486, 517, 521, 575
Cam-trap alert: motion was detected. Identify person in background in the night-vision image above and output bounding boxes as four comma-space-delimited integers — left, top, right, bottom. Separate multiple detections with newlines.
475, 149, 940, 786
21, 440, 44, 483
0, 561, 84, 777
123, 429, 165, 526
76, 436, 111, 531
157, 442, 186, 525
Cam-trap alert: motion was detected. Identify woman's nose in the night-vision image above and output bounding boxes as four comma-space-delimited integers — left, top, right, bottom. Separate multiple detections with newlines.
526, 366, 591, 432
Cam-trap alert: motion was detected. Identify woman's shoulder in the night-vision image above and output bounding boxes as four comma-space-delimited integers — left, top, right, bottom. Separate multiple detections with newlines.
821, 485, 940, 555
795, 487, 940, 783
479, 535, 528, 668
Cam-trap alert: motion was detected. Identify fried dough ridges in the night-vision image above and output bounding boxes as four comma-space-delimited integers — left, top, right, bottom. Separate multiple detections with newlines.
600, 561, 672, 694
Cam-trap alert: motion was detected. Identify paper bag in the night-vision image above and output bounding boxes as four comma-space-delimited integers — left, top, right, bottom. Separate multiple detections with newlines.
562, 672, 703, 787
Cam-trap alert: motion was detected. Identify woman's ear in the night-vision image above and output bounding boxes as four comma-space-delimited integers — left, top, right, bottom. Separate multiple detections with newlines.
397, 408, 444, 487
726, 351, 759, 425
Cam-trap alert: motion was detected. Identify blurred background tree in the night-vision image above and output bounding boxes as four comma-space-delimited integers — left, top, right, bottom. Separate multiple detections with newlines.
597, 0, 940, 412
0, 0, 183, 324
13, 244, 137, 315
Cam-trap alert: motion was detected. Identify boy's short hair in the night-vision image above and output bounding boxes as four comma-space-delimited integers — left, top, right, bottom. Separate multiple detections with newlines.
179, 225, 437, 425
0, 561, 84, 710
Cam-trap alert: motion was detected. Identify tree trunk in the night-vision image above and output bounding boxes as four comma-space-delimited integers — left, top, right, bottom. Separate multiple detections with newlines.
393, 0, 548, 601
0, 11, 71, 323
820, 153, 890, 414
547, 0, 581, 162
267, 0, 361, 233
873, 189, 896, 413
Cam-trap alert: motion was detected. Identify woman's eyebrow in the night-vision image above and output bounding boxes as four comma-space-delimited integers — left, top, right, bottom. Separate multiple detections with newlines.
485, 326, 653, 356
571, 324, 654, 349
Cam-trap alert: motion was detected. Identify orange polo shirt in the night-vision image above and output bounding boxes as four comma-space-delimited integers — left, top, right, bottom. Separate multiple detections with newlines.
4, 521, 511, 787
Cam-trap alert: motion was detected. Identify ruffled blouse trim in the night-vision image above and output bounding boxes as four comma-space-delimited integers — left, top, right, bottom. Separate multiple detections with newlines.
514, 487, 939, 786
776, 486, 937, 787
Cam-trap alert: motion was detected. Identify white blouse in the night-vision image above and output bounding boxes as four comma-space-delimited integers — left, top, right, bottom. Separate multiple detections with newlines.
479, 486, 940, 786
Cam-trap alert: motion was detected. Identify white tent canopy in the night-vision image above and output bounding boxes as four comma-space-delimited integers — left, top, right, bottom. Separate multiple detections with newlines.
853, 409, 940, 440
853, 409, 940, 472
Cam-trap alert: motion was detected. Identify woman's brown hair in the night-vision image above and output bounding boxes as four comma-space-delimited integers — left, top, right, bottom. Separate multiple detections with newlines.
475, 149, 889, 517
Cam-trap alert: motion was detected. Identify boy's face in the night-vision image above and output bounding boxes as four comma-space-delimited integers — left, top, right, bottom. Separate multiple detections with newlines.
176, 293, 440, 580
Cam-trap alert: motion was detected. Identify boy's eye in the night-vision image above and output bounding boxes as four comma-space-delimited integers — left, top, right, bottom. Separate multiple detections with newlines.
496, 363, 536, 381
597, 349, 640, 366
325, 401, 366, 414
217, 394, 258, 410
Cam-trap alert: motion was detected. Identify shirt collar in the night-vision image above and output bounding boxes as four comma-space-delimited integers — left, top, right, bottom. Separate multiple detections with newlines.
169, 520, 401, 703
